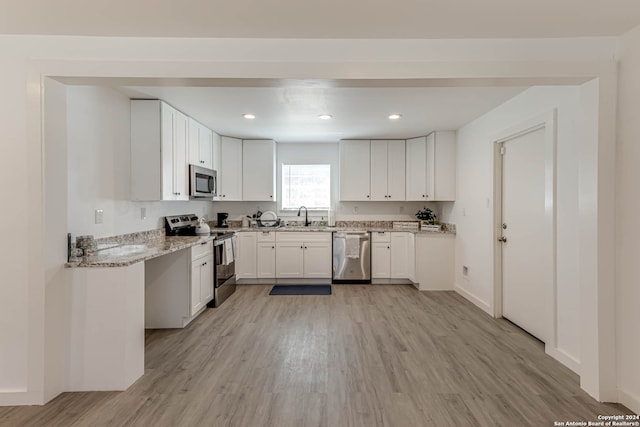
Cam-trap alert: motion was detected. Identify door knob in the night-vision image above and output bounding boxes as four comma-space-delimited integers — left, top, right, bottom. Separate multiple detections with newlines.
498, 236, 507, 243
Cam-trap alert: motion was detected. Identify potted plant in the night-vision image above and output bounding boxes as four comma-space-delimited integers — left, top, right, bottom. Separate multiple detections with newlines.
415, 207, 441, 231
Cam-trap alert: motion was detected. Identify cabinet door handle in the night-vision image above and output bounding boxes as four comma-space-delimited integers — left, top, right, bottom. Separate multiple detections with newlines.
301, 246, 303, 249
272, 246, 275, 249
201, 242, 207, 245
202, 262, 207, 266
366, 195, 370, 198
387, 246, 390, 249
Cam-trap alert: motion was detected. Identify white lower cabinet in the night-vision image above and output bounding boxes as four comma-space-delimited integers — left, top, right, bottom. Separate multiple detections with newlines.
371, 242, 391, 278
257, 243, 277, 278
414, 234, 454, 290
371, 232, 414, 280
191, 251, 213, 316
390, 232, 411, 279
275, 232, 332, 279
274, 241, 305, 278
255, 231, 277, 278
303, 242, 333, 278
145, 241, 213, 329
236, 232, 257, 279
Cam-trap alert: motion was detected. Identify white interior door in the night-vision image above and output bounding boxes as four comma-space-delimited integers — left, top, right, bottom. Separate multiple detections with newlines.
501, 127, 548, 342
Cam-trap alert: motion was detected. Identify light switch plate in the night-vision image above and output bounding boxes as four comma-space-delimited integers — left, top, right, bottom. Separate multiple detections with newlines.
95, 209, 104, 224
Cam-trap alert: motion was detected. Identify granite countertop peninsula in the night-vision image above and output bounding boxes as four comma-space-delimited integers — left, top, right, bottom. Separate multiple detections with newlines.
66, 233, 219, 268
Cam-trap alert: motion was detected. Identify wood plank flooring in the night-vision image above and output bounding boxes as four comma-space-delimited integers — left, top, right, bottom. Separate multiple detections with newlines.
0, 285, 631, 426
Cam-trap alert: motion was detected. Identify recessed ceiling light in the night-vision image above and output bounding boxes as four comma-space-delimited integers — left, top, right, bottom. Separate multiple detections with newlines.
243, 113, 256, 120
318, 114, 333, 120
388, 114, 402, 120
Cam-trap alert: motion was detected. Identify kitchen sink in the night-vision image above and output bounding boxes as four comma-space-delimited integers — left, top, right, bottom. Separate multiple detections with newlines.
95, 244, 148, 257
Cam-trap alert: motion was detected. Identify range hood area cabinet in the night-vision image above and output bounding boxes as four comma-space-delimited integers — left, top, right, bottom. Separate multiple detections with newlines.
131, 100, 189, 201
243, 139, 276, 202
188, 118, 214, 170
406, 131, 456, 201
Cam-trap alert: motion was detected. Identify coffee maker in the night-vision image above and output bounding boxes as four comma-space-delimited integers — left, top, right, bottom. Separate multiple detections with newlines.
217, 212, 229, 228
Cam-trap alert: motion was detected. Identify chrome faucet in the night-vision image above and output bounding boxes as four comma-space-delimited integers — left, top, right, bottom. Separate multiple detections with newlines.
297, 206, 311, 226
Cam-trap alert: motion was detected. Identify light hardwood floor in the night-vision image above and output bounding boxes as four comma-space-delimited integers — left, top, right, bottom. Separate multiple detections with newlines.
0, 285, 631, 426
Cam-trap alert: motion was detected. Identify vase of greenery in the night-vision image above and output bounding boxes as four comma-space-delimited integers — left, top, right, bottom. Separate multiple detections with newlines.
415, 207, 441, 230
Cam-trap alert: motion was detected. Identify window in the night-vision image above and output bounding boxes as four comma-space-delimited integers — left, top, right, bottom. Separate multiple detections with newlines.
281, 164, 331, 210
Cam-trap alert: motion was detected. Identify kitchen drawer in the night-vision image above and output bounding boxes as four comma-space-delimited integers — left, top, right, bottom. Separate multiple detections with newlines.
257, 230, 276, 242
191, 241, 213, 260
371, 232, 391, 243
276, 232, 331, 243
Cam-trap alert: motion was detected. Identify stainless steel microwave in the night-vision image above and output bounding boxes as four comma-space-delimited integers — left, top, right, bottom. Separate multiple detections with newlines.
189, 165, 217, 199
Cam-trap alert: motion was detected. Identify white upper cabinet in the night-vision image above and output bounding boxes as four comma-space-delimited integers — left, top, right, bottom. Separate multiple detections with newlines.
405, 131, 456, 201
242, 139, 276, 201
188, 118, 213, 170
131, 100, 188, 201
219, 136, 243, 201
212, 131, 222, 200
370, 141, 388, 201
406, 136, 427, 201
339, 140, 371, 201
370, 140, 405, 201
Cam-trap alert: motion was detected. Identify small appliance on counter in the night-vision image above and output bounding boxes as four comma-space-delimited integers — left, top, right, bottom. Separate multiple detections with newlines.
195, 217, 211, 235
217, 212, 229, 228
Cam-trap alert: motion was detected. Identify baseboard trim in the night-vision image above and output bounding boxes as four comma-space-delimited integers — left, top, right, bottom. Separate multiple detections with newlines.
619, 388, 640, 414
0, 390, 42, 406
237, 278, 331, 285
454, 284, 492, 316
545, 346, 580, 375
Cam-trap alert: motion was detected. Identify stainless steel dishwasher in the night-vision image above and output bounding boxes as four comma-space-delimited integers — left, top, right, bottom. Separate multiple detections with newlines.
332, 231, 371, 283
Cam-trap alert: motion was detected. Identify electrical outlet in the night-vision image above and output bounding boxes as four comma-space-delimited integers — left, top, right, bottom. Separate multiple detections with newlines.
95, 209, 104, 224
463, 265, 469, 278
141, 207, 147, 220
353, 206, 358, 214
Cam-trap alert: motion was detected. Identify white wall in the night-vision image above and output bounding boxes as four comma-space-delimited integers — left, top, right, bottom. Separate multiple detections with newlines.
615, 24, 640, 414
451, 86, 582, 365
43, 78, 72, 400
66, 85, 217, 238
0, 35, 618, 405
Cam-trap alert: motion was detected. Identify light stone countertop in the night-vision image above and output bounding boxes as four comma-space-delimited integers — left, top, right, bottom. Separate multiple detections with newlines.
216, 226, 455, 235
66, 225, 454, 268
66, 234, 219, 268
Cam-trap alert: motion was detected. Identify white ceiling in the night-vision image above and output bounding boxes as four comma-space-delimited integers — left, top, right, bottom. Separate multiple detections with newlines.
2, 0, 640, 38
122, 85, 526, 142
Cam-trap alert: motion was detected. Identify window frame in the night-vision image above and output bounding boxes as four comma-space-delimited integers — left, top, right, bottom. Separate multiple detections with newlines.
279, 163, 332, 213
